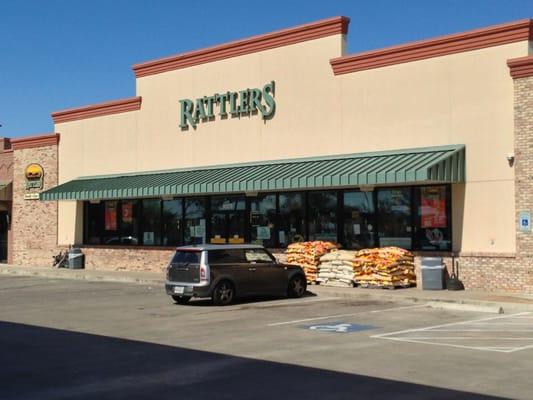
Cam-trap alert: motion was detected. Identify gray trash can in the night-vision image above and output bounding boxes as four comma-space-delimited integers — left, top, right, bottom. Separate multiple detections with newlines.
68, 248, 85, 269
421, 257, 445, 290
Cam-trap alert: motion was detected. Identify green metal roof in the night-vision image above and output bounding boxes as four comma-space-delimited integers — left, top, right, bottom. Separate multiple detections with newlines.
41, 145, 465, 201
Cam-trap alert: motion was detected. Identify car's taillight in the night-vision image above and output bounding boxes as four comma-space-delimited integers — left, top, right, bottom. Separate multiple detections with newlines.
200, 264, 207, 280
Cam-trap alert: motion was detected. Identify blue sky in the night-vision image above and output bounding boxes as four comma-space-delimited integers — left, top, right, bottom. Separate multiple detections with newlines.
1, 0, 532, 137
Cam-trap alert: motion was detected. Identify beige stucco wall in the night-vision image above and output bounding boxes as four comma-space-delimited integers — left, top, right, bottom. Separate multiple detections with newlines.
337, 42, 528, 254
134, 34, 345, 169
55, 34, 529, 253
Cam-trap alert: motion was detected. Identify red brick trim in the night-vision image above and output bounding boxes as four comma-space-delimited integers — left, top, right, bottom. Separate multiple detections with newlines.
11, 133, 60, 150
331, 19, 533, 75
132, 16, 350, 78
51, 96, 142, 124
507, 55, 533, 79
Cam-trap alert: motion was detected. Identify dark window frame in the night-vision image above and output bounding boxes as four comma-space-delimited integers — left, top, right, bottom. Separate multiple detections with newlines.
82, 184, 452, 252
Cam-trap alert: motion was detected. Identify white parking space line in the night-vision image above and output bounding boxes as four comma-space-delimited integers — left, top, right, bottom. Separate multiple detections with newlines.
375, 337, 520, 353
256, 297, 339, 306
372, 312, 531, 336
431, 329, 533, 332
267, 304, 427, 326
508, 343, 533, 353
391, 337, 533, 340
372, 312, 533, 353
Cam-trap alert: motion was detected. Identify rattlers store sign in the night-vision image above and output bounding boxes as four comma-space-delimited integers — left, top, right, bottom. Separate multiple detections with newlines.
179, 81, 276, 130
25, 163, 44, 189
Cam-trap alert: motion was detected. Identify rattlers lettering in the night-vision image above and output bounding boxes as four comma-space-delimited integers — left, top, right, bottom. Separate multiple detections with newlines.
179, 81, 275, 129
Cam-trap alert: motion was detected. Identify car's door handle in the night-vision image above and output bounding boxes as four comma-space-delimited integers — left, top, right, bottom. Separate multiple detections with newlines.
248, 267, 256, 271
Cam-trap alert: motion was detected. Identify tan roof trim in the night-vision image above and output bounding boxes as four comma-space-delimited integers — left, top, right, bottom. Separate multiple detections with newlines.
11, 133, 59, 150
330, 19, 533, 75
51, 96, 142, 124
132, 16, 350, 78
507, 55, 533, 79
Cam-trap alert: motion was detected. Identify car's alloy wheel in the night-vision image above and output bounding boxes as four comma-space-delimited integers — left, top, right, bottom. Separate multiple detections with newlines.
213, 281, 234, 306
288, 275, 306, 298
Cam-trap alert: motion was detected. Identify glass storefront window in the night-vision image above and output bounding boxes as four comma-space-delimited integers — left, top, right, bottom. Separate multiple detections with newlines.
250, 194, 276, 248
210, 196, 246, 244
162, 199, 183, 246
184, 197, 206, 245
308, 191, 338, 243
278, 192, 305, 247
377, 188, 412, 249
82, 185, 451, 251
417, 186, 451, 251
141, 199, 161, 246
343, 191, 375, 249
119, 200, 139, 245
85, 202, 103, 245
102, 200, 119, 244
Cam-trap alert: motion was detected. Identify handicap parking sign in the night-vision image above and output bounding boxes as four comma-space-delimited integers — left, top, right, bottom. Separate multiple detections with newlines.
303, 322, 375, 333
519, 211, 531, 232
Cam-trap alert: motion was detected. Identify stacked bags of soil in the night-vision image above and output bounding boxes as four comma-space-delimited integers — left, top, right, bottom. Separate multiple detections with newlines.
353, 247, 416, 289
286, 241, 338, 283
317, 250, 358, 287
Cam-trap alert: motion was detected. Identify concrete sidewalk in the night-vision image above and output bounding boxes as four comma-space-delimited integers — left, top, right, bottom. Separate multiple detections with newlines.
2, 264, 533, 313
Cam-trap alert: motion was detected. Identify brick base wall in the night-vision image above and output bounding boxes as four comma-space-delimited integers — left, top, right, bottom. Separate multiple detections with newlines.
81, 247, 174, 273
413, 255, 532, 294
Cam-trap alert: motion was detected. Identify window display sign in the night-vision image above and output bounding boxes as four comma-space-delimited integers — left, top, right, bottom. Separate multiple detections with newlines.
257, 226, 271, 240
105, 201, 118, 231
421, 187, 447, 228
143, 231, 155, 245
122, 201, 133, 224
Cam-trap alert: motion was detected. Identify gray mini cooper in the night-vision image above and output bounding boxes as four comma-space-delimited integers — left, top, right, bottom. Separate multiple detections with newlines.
165, 244, 307, 305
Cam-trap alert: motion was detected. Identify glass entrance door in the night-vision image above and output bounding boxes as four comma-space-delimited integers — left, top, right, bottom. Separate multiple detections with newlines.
0, 211, 8, 262
376, 188, 412, 249
210, 196, 246, 243
343, 191, 375, 249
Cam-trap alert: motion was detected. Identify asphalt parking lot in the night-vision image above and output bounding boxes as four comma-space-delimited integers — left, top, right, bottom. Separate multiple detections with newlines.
1, 276, 532, 399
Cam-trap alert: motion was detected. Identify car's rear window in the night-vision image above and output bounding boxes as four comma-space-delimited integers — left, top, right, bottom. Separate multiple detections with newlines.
171, 251, 200, 264
208, 249, 246, 264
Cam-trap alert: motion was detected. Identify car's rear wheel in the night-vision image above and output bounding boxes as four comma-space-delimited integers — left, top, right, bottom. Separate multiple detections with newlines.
212, 281, 235, 306
172, 295, 191, 305
288, 275, 307, 298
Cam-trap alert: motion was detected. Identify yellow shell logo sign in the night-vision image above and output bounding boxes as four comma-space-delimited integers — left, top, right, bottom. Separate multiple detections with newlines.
25, 164, 44, 190
25, 164, 43, 179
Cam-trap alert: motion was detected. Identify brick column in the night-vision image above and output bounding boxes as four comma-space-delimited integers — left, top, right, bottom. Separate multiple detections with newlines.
11, 134, 60, 266
508, 56, 533, 292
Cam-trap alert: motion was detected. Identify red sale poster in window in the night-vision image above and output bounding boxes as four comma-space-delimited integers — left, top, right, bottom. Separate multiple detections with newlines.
421, 187, 447, 228
122, 201, 133, 224
105, 201, 118, 231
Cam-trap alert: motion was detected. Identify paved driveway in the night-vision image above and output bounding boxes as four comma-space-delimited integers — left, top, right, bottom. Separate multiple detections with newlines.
1, 276, 532, 399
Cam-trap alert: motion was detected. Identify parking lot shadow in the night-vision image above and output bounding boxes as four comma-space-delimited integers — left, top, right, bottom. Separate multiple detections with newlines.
0, 321, 507, 400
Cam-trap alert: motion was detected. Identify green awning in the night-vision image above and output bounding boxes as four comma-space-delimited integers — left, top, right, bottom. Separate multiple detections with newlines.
0, 180, 11, 190
41, 145, 465, 201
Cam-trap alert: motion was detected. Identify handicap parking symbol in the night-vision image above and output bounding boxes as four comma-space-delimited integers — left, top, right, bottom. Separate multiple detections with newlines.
304, 322, 375, 333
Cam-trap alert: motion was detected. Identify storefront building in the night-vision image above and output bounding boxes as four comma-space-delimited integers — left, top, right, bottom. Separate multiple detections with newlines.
4, 16, 533, 292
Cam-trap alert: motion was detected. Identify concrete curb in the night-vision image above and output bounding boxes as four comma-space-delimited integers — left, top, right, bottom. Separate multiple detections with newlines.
0, 266, 163, 286
426, 301, 504, 314
307, 286, 533, 313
